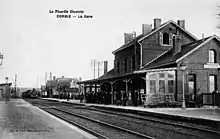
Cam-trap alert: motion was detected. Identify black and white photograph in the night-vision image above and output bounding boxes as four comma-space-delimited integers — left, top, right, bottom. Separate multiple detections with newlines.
0, 0, 220, 139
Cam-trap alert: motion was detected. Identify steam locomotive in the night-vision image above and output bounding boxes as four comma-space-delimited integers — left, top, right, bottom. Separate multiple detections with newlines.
22, 89, 39, 99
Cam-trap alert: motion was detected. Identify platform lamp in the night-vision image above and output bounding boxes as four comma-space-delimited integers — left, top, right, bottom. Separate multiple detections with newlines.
0, 52, 3, 66
180, 62, 187, 109
5, 77, 9, 101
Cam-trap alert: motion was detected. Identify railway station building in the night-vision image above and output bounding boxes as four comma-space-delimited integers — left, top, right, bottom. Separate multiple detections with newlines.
78, 18, 220, 107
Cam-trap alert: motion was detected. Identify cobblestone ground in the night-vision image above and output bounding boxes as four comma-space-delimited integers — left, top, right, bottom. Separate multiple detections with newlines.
0, 99, 92, 139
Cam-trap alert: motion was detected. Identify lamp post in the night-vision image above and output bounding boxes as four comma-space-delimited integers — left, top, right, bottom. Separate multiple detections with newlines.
5, 77, 9, 102
0, 52, 3, 66
180, 63, 187, 109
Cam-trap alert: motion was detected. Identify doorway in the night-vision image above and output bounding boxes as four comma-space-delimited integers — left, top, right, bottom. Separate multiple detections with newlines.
188, 74, 196, 101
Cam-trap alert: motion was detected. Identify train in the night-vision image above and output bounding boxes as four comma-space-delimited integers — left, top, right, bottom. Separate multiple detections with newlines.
22, 89, 40, 99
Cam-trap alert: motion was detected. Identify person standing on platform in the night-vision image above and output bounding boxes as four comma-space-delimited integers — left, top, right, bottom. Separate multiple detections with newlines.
123, 91, 127, 106
67, 93, 69, 101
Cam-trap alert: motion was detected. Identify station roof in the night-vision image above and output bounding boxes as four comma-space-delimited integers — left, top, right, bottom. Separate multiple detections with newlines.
142, 36, 213, 69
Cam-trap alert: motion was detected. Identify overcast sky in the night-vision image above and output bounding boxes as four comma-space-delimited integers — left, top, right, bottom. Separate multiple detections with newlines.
0, 0, 219, 88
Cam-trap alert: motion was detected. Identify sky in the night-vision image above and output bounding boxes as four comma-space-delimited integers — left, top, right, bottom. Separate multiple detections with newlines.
0, 0, 220, 88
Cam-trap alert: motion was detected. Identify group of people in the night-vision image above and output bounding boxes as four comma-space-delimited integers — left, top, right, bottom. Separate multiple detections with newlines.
83, 90, 143, 106
85, 91, 112, 104
84, 91, 129, 106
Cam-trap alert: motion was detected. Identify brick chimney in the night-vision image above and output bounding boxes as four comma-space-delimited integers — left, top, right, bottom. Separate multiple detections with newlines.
104, 61, 108, 74
173, 35, 182, 54
62, 76, 64, 78
154, 18, 161, 29
142, 24, 152, 35
124, 33, 134, 44
53, 76, 56, 80
177, 20, 185, 29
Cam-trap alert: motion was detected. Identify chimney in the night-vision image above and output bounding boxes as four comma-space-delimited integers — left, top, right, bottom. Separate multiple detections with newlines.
124, 33, 134, 44
142, 24, 152, 35
202, 33, 205, 41
177, 20, 185, 29
79, 77, 82, 81
154, 18, 161, 29
53, 76, 56, 80
104, 61, 108, 74
62, 76, 64, 78
173, 35, 182, 54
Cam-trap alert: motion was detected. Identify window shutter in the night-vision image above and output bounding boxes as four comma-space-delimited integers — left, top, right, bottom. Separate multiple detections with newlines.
159, 32, 163, 45
169, 33, 173, 45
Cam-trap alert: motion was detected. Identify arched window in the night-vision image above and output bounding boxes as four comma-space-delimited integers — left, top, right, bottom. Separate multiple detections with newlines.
209, 49, 216, 63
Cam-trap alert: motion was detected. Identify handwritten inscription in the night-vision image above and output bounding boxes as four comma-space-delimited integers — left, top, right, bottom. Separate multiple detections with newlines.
10, 129, 51, 133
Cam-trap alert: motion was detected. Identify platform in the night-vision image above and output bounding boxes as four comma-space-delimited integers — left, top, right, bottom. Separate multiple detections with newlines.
42, 98, 220, 122
0, 99, 98, 139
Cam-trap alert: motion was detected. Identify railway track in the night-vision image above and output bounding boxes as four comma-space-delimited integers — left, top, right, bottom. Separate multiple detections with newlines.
26, 99, 220, 139
26, 99, 154, 139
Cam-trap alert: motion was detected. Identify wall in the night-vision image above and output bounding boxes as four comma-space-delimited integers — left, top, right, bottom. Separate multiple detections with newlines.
141, 23, 195, 66
176, 38, 220, 101
114, 43, 140, 74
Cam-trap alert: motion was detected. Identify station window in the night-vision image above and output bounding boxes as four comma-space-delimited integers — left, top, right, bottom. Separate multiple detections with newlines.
209, 75, 217, 93
209, 49, 217, 63
131, 56, 135, 71
159, 73, 165, 78
159, 80, 165, 94
168, 80, 174, 94
123, 58, 127, 72
159, 32, 173, 46
150, 80, 156, 94
116, 61, 120, 73
168, 74, 174, 78
114, 60, 117, 72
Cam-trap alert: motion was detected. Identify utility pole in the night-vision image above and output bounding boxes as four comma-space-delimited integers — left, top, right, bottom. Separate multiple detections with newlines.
98, 61, 100, 78
94, 60, 96, 79
97, 61, 104, 78
91, 59, 97, 79
37, 76, 38, 89
91, 60, 105, 79
49, 72, 52, 80
45, 72, 47, 85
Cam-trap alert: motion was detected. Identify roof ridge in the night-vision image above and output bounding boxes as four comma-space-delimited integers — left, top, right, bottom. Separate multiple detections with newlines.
113, 19, 198, 54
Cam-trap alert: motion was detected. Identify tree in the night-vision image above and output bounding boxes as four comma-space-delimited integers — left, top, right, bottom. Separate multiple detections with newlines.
217, 5, 220, 29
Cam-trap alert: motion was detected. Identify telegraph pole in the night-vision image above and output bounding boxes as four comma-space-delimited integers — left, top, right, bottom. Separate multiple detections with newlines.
45, 72, 47, 85
91, 60, 104, 79
93, 60, 96, 79
98, 61, 100, 78
97, 61, 104, 78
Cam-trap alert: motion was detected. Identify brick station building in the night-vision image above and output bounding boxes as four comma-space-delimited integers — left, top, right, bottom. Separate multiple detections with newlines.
78, 18, 220, 107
